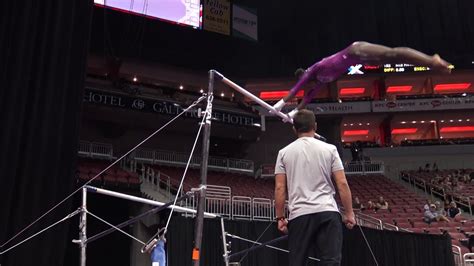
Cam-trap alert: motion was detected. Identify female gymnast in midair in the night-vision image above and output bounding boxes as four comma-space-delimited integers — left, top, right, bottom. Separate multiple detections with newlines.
273, 41, 452, 118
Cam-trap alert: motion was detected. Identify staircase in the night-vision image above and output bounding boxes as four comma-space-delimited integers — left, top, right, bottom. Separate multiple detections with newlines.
139, 167, 173, 203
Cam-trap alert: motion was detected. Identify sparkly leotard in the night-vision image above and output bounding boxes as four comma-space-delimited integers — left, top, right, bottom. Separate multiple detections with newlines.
288, 44, 361, 105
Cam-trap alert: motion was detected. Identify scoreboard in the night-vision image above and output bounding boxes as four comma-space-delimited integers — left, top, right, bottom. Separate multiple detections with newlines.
347, 63, 431, 75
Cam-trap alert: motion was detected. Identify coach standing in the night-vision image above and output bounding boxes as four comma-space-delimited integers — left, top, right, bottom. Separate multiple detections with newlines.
274, 109, 356, 266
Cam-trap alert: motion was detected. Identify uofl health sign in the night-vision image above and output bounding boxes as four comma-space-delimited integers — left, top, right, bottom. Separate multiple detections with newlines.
83, 87, 258, 127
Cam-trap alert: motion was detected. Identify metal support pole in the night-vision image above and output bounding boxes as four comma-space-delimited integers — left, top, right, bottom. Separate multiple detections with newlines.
221, 218, 230, 266
192, 69, 215, 265
79, 187, 87, 266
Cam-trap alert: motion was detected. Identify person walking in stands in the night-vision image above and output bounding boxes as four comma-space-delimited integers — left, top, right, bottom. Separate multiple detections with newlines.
274, 109, 356, 266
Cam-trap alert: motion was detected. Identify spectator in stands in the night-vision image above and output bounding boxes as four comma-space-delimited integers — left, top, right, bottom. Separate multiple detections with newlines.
435, 201, 447, 217
463, 173, 471, 184
443, 199, 451, 213
432, 162, 439, 172
367, 200, 377, 211
424, 199, 433, 210
424, 204, 449, 223
447, 202, 462, 219
423, 204, 435, 223
353, 197, 364, 210
376, 196, 389, 210
274, 109, 355, 266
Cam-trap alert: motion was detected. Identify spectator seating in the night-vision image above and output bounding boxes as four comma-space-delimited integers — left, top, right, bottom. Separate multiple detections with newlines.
152, 165, 473, 254
402, 168, 474, 201
343, 174, 472, 254
150, 165, 274, 199
77, 158, 140, 189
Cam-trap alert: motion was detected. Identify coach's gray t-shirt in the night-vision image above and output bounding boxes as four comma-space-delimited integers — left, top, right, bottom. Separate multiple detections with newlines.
275, 137, 344, 220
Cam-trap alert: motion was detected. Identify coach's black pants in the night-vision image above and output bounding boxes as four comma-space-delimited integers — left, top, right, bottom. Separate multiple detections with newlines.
288, 211, 343, 266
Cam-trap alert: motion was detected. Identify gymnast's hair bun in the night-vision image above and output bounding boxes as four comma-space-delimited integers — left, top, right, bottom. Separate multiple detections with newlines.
294, 68, 305, 79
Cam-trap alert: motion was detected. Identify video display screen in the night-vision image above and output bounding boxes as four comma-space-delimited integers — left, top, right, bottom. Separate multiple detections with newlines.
94, 0, 201, 28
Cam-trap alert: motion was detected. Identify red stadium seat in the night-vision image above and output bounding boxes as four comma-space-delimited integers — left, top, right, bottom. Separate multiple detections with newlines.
396, 222, 412, 229
449, 232, 468, 241
413, 222, 429, 228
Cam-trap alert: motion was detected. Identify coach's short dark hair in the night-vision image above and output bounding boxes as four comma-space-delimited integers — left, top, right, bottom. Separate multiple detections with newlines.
293, 109, 316, 133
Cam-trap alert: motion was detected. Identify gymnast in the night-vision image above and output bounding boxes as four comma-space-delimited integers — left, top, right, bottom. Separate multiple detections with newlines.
273, 41, 452, 118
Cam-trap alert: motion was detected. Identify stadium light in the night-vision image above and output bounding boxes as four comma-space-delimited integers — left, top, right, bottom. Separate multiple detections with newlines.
386, 86, 413, 93
343, 130, 369, 136
259, 90, 305, 100
391, 128, 418, 134
340, 87, 365, 95
434, 83, 471, 92
440, 126, 474, 133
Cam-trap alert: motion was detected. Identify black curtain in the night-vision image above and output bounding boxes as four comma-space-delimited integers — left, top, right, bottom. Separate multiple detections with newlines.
0, 1, 92, 265
167, 216, 454, 266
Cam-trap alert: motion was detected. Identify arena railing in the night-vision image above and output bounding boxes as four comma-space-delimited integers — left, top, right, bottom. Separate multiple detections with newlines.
413, 177, 428, 194
252, 198, 273, 221
206, 185, 232, 219
134, 148, 155, 163
464, 253, 474, 266
257, 161, 385, 178
430, 184, 446, 199
258, 164, 277, 178
452, 245, 463, 266
454, 196, 473, 216
382, 223, 399, 231
182, 185, 233, 219
134, 148, 254, 174
140, 166, 172, 201
354, 212, 383, 230
90, 142, 114, 158
344, 161, 385, 175
78, 141, 90, 156
78, 140, 114, 159
232, 196, 252, 220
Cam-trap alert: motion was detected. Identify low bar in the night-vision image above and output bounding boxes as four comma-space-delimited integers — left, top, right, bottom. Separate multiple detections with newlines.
85, 193, 192, 244
85, 186, 217, 218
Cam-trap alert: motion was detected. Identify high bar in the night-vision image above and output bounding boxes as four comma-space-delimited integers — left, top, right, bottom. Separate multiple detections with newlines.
85, 186, 218, 218
212, 70, 327, 141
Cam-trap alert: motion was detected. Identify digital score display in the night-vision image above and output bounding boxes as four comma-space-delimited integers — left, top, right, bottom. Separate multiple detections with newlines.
347, 63, 431, 75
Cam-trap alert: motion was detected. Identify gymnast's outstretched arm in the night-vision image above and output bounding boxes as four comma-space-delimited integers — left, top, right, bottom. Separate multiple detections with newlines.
274, 41, 452, 113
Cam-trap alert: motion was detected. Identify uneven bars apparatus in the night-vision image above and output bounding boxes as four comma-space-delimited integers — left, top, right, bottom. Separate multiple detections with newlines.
210, 70, 326, 141
75, 185, 217, 266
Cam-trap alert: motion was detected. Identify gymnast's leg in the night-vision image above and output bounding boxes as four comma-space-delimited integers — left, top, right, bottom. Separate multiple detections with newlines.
347, 41, 451, 73
284, 82, 324, 120
273, 68, 309, 112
